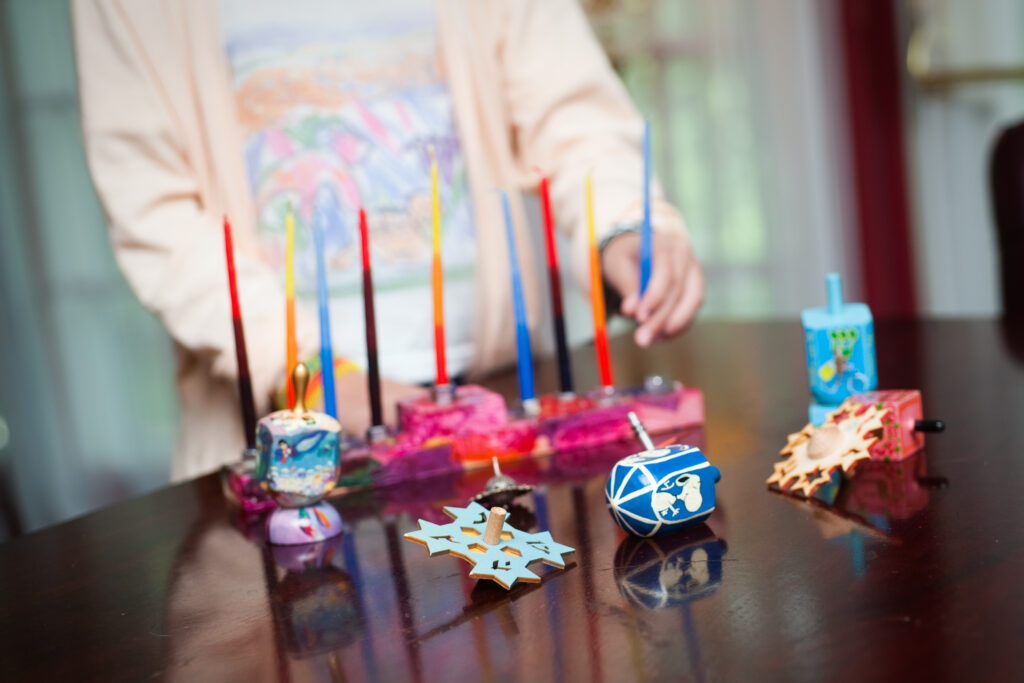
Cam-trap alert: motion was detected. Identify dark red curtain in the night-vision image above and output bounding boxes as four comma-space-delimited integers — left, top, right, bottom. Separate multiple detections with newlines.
838, 0, 918, 315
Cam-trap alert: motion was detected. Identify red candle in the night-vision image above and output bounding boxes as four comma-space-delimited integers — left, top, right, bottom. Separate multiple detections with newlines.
223, 216, 257, 449
538, 174, 574, 395
359, 208, 383, 428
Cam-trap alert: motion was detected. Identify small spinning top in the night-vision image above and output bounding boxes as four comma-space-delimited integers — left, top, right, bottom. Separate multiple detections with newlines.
256, 363, 343, 545
404, 501, 574, 590
471, 457, 533, 507
606, 413, 721, 537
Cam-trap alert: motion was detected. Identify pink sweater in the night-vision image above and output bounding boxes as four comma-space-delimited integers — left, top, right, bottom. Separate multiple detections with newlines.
72, 0, 687, 479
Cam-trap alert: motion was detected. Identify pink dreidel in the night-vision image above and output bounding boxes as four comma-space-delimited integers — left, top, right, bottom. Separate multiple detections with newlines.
842, 389, 944, 462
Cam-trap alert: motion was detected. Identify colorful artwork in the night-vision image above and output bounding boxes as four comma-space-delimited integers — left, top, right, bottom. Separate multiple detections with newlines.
221, 0, 476, 381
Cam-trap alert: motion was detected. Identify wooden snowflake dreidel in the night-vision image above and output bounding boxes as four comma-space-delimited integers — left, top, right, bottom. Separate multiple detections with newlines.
605, 412, 721, 537
767, 402, 886, 499
256, 363, 343, 545
769, 388, 946, 500
404, 502, 574, 590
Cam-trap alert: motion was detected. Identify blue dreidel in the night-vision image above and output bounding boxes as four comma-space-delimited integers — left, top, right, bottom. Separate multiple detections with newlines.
605, 413, 721, 537
802, 273, 877, 423
257, 363, 343, 545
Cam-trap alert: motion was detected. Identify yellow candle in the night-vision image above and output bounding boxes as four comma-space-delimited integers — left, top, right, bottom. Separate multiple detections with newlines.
285, 201, 297, 405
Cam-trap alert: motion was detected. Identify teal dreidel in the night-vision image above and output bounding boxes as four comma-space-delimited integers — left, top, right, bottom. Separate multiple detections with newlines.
801, 273, 877, 424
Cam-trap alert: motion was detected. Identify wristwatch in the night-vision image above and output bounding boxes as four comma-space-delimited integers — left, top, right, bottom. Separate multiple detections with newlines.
597, 221, 643, 256
598, 221, 644, 315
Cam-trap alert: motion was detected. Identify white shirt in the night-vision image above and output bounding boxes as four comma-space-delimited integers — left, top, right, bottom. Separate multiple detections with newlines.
221, 0, 476, 383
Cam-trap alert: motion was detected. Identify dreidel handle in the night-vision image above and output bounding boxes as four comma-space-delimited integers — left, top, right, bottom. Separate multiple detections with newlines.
483, 507, 508, 545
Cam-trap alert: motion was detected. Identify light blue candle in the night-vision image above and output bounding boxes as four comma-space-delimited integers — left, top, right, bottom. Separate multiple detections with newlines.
312, 190, 337, 418
639, 118, 653, 296
499, 190, 536, 409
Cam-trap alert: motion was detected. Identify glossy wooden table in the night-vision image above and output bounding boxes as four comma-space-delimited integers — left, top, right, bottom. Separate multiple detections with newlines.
2, 320, 1023, 682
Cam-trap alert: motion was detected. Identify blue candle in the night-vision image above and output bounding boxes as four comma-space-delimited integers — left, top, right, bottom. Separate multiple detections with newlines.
639, 119, 653, 296
499, 190, 536, 410
312, 190, 337, 419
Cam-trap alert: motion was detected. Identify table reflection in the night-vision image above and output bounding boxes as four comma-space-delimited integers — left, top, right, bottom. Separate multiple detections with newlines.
613, 524, 727, 609
266, 538, 363, 660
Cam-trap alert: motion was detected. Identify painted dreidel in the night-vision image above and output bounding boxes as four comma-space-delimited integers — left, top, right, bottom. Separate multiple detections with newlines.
803, 273, 877, 423
769, 389, 947, 501
404, 502, 574, 590
840, 389, 944, 462
767, 402, 886, 499
605, 412, 721, 537
257, 363, 343, 545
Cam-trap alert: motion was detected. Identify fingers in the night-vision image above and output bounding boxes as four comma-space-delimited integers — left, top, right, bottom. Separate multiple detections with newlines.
635, 271, 684, 347
620, 292, 640, 317
661, 264, 704, 338
634, 236, 702, 346
600, 234, 640, 316
635, 249, 674, 323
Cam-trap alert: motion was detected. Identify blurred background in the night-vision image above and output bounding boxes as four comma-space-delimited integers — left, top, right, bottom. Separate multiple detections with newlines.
1, 0, 1022, 536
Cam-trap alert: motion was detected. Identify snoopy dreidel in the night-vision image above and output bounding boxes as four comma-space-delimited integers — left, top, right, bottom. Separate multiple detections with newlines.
605, 413, 721, 537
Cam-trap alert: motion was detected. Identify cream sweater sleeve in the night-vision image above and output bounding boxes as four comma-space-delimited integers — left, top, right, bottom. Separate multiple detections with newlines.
71, 0, 309, 409
499, 0, 689, 294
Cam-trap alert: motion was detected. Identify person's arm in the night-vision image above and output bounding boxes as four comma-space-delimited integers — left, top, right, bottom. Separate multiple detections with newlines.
500, 0, 703, 345
75, 2, 427, 436
72, 0, 316, 411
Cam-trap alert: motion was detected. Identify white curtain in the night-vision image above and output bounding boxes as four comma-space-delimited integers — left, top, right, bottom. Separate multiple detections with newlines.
588, 0, 861, 317
902, 0, 1024, 315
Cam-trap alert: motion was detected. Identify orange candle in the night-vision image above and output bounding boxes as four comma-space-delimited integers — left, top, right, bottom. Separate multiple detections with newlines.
430, 146, 448, 387
587, 175, 614, 389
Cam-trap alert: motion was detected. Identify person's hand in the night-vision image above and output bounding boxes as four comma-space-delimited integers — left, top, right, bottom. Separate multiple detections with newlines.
334, 369, 429, 436
601, 230, 704, 347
